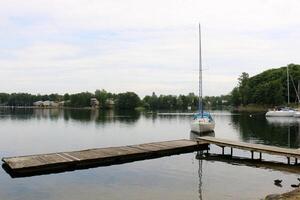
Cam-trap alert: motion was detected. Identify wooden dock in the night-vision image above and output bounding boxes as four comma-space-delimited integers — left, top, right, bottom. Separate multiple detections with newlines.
197, 136, 300, 164
2, 139, 208, 177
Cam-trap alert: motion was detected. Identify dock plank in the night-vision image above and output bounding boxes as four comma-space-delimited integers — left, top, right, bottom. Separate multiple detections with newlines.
197, 136, 300, 159
2, 139, 208, 177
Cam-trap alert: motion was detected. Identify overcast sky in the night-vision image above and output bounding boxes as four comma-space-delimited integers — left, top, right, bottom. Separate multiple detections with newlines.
0, 0, 300, 97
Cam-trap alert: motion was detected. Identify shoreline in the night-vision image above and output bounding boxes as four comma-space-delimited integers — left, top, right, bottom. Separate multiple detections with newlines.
265, 188, 300, 200
233, 104, 300, 113
0, 105, 99, 110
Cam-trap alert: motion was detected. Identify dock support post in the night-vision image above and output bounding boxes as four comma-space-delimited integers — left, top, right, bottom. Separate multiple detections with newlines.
259, 152, 262, 160
221, 146, 224, 155
230, 147, 233, 157
295, 158, 298, 165
287, 157, 290, 165
251, 151, 254, 159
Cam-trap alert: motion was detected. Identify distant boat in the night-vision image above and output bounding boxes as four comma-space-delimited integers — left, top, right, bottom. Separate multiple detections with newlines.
191, 112, 215, 133
294, 111, 300, 118
265, 107, 295, 117
190, 24, 215, 133
266, 65, 295, 117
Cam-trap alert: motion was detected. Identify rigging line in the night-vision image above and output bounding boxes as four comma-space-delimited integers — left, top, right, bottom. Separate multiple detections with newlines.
289, 74, 300, 103
198, 23, 203, 117
287, 66, 290, 104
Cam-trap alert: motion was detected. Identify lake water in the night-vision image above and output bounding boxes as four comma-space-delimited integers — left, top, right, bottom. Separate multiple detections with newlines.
0, 108, 299, 200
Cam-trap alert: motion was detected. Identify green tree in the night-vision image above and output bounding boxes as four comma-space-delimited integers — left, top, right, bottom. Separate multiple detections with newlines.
95, 89, 108, 108
238, 72, 250, 105
63, 93, 70, 101
115, 92, 141, 110
0, 93, 9, 105
69, 92, 94, 107
230, 87, 241, 106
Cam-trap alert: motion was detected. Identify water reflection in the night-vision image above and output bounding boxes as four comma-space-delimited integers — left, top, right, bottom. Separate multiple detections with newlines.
0, 108, 140, 125
2, 108, 299, 149
1, 109, 300, 200
190, 131, 215, 140
197, 151, 204, 200
266, 117, 300, 126
196, 153, 300, 174
190, 130, 215, 200
230, 113, 300, 148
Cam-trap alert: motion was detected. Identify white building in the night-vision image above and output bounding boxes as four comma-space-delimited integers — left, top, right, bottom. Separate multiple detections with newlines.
33, 101, 43, 107
90, 98, 100, 108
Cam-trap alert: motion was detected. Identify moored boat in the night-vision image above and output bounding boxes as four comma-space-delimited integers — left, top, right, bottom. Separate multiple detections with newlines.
294, 111, 300, 118
190, 24, 215, 133
265, 65, 297, 118
265, 108, 295, 117
191, 112, 215, 133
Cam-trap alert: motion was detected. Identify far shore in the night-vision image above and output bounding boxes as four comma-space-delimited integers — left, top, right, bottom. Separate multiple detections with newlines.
0, 105, 100, 110
1, 105, 299, 113
233, 104, 300, 113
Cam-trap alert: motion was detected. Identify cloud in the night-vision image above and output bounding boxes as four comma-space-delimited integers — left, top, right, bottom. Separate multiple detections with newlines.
0, 0, 300, 96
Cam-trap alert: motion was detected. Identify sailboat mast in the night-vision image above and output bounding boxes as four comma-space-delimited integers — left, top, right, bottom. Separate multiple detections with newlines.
287, 65, 290, 105
298, 80, 300, 103
198, 23, 203, 116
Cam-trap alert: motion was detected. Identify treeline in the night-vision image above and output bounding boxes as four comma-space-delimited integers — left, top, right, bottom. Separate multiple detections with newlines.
0, 90, 230, 111
0, 93, 63, 107
143, 92, 230, 110
0, 90, 141, 110
1, 64, 297, 110
231, 64, 300, 106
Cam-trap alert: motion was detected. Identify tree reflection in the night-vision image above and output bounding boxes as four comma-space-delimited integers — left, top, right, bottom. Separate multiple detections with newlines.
0, 108, 141, 125
230, 113, 300, 148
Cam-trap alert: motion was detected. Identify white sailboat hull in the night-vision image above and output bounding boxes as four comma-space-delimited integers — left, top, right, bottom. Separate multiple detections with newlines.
190, 119, 215, 133
265, 110, 295, 117
294, 111, 300, 118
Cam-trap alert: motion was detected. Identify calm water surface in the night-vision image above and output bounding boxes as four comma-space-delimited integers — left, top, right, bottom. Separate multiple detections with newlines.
0, 108, 299, 200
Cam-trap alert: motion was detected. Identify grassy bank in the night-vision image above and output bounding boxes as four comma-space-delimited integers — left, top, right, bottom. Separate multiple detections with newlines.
233, 104, 300, 112
233, 104, 269, 112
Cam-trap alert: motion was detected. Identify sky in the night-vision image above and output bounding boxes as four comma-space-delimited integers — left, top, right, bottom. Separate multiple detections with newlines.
0, 0, 300, 97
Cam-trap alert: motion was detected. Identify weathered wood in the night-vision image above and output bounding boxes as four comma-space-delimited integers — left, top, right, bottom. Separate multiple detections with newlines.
2, 139, 209, 177
197, 136, 300, 159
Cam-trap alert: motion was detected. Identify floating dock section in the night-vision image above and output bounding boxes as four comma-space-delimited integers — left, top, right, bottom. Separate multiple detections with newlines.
4, 136, 299, 178
197, 136, 300, 165
2, 139, 209, 177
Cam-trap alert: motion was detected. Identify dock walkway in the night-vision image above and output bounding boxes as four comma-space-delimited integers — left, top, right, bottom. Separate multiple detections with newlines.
2, 139, 208, 177
197, 136, 300, 164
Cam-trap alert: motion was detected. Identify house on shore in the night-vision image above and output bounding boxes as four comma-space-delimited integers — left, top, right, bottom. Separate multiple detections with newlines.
33, 101, 43, 107
33, 101, 59, 108
90, 98, 100, 108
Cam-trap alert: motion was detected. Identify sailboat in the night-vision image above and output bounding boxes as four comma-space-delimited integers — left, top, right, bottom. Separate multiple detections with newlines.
266, 65, 295, 117
190, 24, 215, 133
